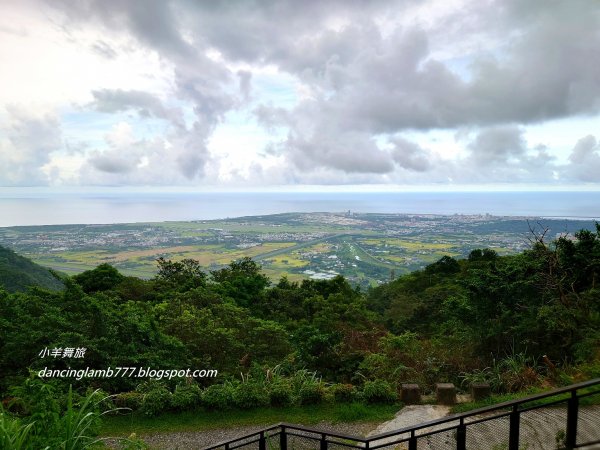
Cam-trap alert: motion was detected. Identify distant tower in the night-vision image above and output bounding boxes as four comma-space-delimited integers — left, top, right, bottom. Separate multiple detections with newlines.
390, 269, 396, 280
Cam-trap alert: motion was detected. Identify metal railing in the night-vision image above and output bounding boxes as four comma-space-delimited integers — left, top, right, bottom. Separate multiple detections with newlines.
203, 378, 600, 450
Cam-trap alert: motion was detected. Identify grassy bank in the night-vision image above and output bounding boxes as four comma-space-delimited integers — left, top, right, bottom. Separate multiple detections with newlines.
451, 385, 600, 414
101, 402, 400, 436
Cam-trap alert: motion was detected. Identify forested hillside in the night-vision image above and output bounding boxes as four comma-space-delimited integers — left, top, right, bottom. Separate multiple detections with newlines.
0, 226, 599, 446
0, 245, 64, 293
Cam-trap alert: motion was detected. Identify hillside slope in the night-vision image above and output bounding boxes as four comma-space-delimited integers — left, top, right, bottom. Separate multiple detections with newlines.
0, 245, 64, 292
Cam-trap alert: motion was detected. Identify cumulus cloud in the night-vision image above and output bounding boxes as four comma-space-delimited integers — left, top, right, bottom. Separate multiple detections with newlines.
237, 70, 252, 101
197, 0, 600, 129
0, 107, 62, 185
86, 122, 141, 175
457, 125, 558, 183
566, 135, 600, 182
89, 154, 133, 174
285, 128, 394, 174
239, 0, 600, 181
391, 137, 433, 172
51, 0, 195, 61
92, 89, 167, 118
80, 119, 215, 185
47, 0, 238, 182
254, 104, 292, 132
2, 0, 599, 187
467, 126, 527, 166
90, 89, 186, 129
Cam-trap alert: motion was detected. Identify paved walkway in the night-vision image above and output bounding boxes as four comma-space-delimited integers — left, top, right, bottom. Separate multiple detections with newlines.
366, 405, 600, 450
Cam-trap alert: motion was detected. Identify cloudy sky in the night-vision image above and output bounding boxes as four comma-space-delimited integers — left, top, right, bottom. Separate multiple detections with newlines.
1, 0, 599, 190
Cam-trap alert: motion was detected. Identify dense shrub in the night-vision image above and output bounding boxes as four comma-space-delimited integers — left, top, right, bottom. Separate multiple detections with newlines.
171, 384, 202, 411
232, 383, 269, 409
298, 382, 326, 405
140, 387, 172, 417
360, 380, 397, 404
0, 407, 33, 450
8, 376, 62, 444
135, 379, 167, 394
201, 383, 235, 410
4, 380, 110, 449
580, 360, 600, 379
114, 392, 144, 411
330, 383, 357, 403
268, 380, 294, 407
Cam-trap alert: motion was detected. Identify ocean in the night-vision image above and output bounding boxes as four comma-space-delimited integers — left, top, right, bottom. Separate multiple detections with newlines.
0, 191, 598, 227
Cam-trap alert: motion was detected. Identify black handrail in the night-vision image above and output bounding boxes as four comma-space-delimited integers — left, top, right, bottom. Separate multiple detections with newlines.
203, 378, 600, 450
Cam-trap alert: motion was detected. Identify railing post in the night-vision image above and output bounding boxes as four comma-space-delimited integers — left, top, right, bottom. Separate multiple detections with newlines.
509, 404, 520, 450
408, 430, 417, 450
456, 419, 466, 450
320, 433, 328, 450
259, 431, 266, 450
566, 390, 579, 449
280, 425, 287, 450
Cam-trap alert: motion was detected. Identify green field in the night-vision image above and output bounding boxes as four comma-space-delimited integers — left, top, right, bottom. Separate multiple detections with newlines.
1, 212, 584, 286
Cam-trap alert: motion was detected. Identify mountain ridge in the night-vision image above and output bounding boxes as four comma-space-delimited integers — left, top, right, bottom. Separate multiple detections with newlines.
0, 244, 64, 292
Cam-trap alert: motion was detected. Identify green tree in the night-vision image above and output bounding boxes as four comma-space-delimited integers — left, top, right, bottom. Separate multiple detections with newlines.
211, 257, 269, 308
155, 257, 207, 292
72, 264, 124, 294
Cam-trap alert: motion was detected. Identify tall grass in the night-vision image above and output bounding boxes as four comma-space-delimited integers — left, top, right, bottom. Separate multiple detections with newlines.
5, 378, 135, 449
61, 386, 105, 450
0, 407, 36, 450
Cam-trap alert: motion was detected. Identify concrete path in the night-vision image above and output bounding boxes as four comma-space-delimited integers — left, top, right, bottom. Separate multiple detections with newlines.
366, 405, 454, 449
366, 405, 600, 450
368, 404, 451, 436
